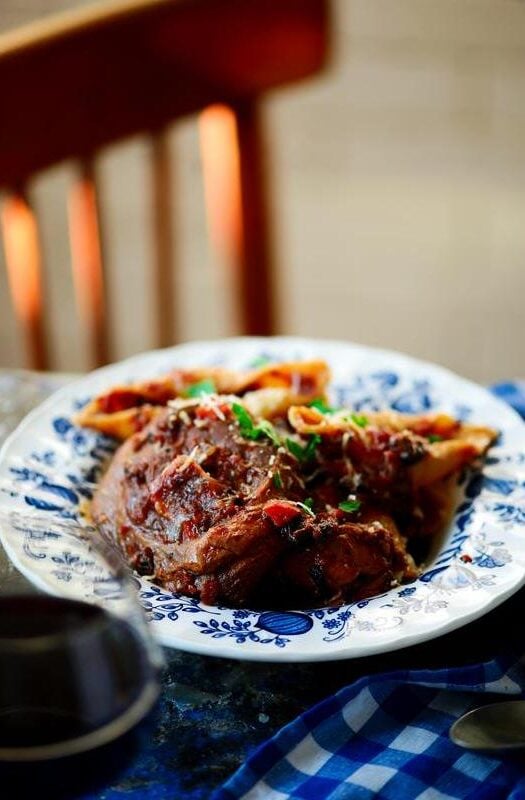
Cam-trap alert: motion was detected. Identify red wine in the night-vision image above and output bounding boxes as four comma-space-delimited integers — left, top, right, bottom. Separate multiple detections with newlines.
0, 594, 160, 794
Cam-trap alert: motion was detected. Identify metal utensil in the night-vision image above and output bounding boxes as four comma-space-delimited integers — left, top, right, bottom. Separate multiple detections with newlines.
450, 701, 525, 751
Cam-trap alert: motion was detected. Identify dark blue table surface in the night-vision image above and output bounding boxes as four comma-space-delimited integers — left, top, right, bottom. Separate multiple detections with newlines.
83, 584, 524, 800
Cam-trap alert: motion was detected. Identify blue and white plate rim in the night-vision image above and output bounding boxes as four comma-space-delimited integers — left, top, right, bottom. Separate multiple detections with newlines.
0, 336, 524, 663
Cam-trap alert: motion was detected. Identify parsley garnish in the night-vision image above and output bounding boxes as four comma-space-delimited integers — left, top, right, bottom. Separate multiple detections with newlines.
286, 434, 321, 462
350, 413, 369, 428
232, 402, 253, 434
304, 497, 314, 511
232, 403, 281, 447
272, 471, 283, 490
286, 438, 305, 460
185, 379, 216, 398
308, 398, 335, 414
428, 434, 443, 443
296, 500, 315, 518
339, 499, 362, 513
256, 420, 281, 447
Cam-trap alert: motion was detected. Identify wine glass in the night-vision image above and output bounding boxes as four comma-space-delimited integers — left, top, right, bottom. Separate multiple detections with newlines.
0, 524, 164, 796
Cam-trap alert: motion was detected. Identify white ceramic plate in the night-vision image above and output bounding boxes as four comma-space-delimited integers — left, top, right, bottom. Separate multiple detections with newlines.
1, 337, 524, 662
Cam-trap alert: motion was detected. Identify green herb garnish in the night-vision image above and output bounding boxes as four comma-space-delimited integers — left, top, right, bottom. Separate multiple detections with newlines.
350, 413, 369, 428
308, 398, 335, 414
428, 434, 443, 443
339, 499, 362, 513
296, 500, 315, 518
255, 419, 281, 447
286, 438, 305, 460
232, 403, 253, 434
272, 471, 283, 490
303, 497, 314, 511
232, 403, 281, 447
286, 434, 321, 463
185, 379, 217, 398
302, 435, 322, 461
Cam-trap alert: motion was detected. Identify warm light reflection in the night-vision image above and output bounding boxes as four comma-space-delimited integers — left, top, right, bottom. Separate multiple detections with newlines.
67, 174, 104, 327
1, 193, 43, 325
199, 104, 242, 267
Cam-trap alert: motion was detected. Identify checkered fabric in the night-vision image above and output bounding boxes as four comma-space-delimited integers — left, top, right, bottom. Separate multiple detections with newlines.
214, 657, 525, 800
214, 385, 525, 800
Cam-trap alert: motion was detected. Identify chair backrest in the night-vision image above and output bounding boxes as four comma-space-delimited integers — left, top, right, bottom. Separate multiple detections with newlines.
0, 0, 329, 370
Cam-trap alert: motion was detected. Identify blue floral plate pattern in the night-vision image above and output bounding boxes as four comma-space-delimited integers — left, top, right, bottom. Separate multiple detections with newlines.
1, 337, 524, 662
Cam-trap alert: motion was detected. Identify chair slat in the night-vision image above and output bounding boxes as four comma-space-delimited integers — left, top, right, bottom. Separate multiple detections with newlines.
199, 104, 242, 270
234, 99, 275, 335
0, 0, 328, 368
151, 129, 176, 347
67, 158, 109, 368
199, 101, 276, 335
1, 190, 49, 370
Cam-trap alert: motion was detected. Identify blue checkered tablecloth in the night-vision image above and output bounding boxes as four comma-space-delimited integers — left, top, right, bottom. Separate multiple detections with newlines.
214, 382, 525, 800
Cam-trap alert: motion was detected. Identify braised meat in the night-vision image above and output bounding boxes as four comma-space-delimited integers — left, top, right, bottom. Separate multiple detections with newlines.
84, 360, 497, 609
92, 399, 414, 607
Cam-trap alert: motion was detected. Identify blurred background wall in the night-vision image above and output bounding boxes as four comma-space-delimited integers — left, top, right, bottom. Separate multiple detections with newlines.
1, 0, 524, 383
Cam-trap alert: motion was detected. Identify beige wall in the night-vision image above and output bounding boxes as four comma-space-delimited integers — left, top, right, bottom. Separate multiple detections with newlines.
1, 0, 524, 383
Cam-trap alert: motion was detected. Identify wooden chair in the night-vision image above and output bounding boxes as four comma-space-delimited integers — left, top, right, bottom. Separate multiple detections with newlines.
0, 0, 330, 370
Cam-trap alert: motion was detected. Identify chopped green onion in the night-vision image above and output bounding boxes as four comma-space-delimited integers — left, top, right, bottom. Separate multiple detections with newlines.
232, 403, 281, 447
272, 471, 283, 490
428, 434, 443, 443
350, 413, 369, 428
303, 497, 314, 511
339, 499, 362, 513
286, 434, 321, 463
185, 379, 217, 398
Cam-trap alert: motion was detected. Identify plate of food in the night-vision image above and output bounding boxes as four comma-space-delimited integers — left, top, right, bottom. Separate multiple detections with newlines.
0, 337, 524, 662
